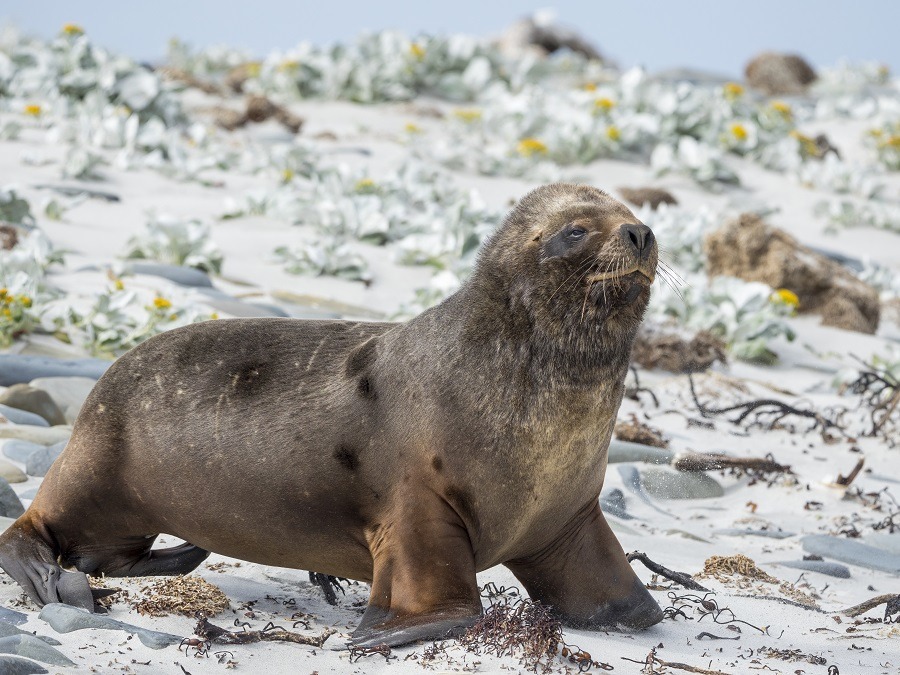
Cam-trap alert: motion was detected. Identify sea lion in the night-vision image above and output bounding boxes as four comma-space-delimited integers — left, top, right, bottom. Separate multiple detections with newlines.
0, 183, 662, 647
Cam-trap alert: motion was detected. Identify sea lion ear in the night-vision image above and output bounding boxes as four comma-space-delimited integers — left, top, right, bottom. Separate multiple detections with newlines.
531, 230, 543, 242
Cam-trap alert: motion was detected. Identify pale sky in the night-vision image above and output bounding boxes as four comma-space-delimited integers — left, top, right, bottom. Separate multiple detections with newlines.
3, 1, 897, 76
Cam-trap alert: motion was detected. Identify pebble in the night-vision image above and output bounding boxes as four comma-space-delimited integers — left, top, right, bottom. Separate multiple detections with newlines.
713, 528, 795, 539
0, 406, 48, 428
0, 460, 26, 484
0, 386, 65, 426
28, 378, 96, 424
38, 603, 182, 649
865, 534, 900, 555
599, 488, 634, 520
640, 467, 724, 500
802, 535, 900, 574
0, 635, 74, 667
0, 356, 107, 387
617, 465, 675, 517
0, 608, 27, 626
0, 623, 60, 646
129, 261, 214, 287
608, 439, 675, 465
1, 441, 44, 464
774, 559, 851, 578
0, 427, 71, 446
0, 479, 24, 518
25, 442, 66, 478
0, 656, 47, 674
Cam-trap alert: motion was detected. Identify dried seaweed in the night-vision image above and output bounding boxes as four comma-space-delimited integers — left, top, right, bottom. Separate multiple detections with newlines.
626, 551, 709, 591
194, 616, 335, 647
615, 414, 669, 448
132, 575, 230, 617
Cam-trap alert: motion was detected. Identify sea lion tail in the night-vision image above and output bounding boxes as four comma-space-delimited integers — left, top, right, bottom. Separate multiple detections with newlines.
0, 512, 94, 611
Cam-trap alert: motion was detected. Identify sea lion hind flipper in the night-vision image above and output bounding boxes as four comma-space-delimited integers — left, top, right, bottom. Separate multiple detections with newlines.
505, 501, 663, 631
350, 611, 479, 648
100, 541, 210, 577
0, 516, 94, 611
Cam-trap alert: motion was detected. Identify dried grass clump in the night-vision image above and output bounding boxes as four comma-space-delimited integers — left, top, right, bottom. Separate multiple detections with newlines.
631, 325, 726, 373
614, 414, 669, 448
132, 575, 230, 617
700, 554, 778, 584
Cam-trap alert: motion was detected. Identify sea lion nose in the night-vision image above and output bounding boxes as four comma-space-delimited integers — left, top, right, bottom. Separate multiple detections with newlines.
620, 223, 654, 256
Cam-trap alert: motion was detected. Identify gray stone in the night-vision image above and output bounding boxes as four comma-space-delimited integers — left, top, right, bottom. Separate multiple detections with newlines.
865, 534, 900, 555
38, 603, 181, 649
0, 479, 24, 518
0, 608, 27, 626
0, 460, 26, 484
0, 635, 74, 666
607, 439, 675, 465
0, 517, 15, 533
25, 443, 65, 478
0, 656, 47, 674
0, 427, 70, 446
200, 296, 290, 318
714, 528, 795, 539
617, 465, 675, 517
640, 467, 724, 500
0, 356, 108, 387
599, 488, 633, 520
802, 535, 900, 574
0, 406, 48, 428
28, 378, 96, 424
1, 441, 44, 463
0, 385, 65, 426
0, 623, 61, 646
16, 488, 38, 501
774, 560, 851, 578
130, 262, 213, 287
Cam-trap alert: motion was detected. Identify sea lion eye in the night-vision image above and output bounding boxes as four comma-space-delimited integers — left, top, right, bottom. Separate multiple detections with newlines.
567, 227, 587, 240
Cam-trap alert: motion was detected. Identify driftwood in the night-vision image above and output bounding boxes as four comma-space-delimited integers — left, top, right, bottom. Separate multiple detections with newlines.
841, 593, 900, 620
672, 452, 790, 475
626, 551, 710, 591
194, 616, 335, 647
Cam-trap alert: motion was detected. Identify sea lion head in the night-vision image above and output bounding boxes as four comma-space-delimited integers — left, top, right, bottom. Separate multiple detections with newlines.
473, 183, 658, 348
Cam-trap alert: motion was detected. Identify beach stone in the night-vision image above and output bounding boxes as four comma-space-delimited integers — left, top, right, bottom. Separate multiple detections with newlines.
0, 635, 74, 667
0, 460, 26, 484
129, 262, 213, 287
865, 534, 900, 555
198, 295, 290, 318
16, 488, 38, 501
25, 442, 65, 478
0, 386, 65, 426
1, 441, 43, 464
0, 406, 49, 428
714, 528, 795, 539
607, 439, 674, 465
599, 488, 633, 520
28, 378, 95, 424
775, 560, 851, 578
617, 465, 674, 517
802, 535, 900, 574
0, 356, 108, 387
618, 186, 678, 210
745, 51, 817, 95
38, 603, 181, 649
640, 467, 724, 500
705, 213, 880, 333
0, 608, 27, 626
0, 426, 70, 446
0, 479, 24, 518
0, 517, 15, 533
0, 656, 47, 674
0, 623, 60, 646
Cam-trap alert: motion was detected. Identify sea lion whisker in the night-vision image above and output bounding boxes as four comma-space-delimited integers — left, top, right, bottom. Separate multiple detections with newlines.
550, 257, 598, 300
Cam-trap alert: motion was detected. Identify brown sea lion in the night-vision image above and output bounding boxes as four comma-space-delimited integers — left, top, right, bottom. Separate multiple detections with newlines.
0, 183, 662, 646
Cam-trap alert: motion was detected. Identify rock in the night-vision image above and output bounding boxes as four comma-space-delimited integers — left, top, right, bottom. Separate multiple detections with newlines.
195, 290, 290, 318
0, 224, 19, 251
39, 603, 182, 649
618, 186, 678, 210
608, 439, 674, 465
214, 95, 304, 135
745, 51, 817, 95
713, 528, 794, 539
496, 12, 605, 62
599, 488, 633, 520
28, 378, 95, 424
0, 386, 66, 426
0, 406, 48, 428
0, 656, 47, 674
617, 465, 675, 517
0, 427, 71, 446
802, 535, 900, 574
25, 442, 65, 478
705, 213, 880, 333
129, 261, 213, 288
0, 461, 26, 484
0, 517, 15, 533
0, 608, 27, 626
0, 622, 61, 646
0, 635, 74, 666
0, 356, 108, 387
631, 323, 727, 373
0, 479, 24, 518
16, 488, 38, 501
640, 467, 724, 500
774, 560, 851, 578
863, 534, 900, 555
1, 441, 43, 463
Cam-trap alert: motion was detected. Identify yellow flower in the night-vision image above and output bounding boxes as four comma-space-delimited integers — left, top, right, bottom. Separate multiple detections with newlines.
606, 125, 621, 141
594, 97, 616, 112
245, 62, 262, 77
517, 138, 548, 157
878, 134, 900, 149
409, 43, 426, 60
210, 312, 220, 320
169, 313, 178, 321
770, 101, 792, 118
23, 104, 42, 117
453, 108, 482, 123
61, 23, 84, 36
113, 279, 124, 291
790, 130, 821, 157
18, 296, 32, 308
773, 288, 800, 308
355, 178, 376, 191
277, 59, 300, 72
153, 297, 172, 310
723, 82, 744, 99
404, 123, 422, 134
1, 308, 11, 318
281, 168, 295, 183
0, 288, 7, 299
582, 82, 598, 92
730, 123, 748, 141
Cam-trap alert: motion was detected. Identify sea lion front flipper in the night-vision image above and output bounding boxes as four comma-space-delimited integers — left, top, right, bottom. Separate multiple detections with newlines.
100, 541, 210, 577
350, 504, 483, 648
505, 501, 663, 631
